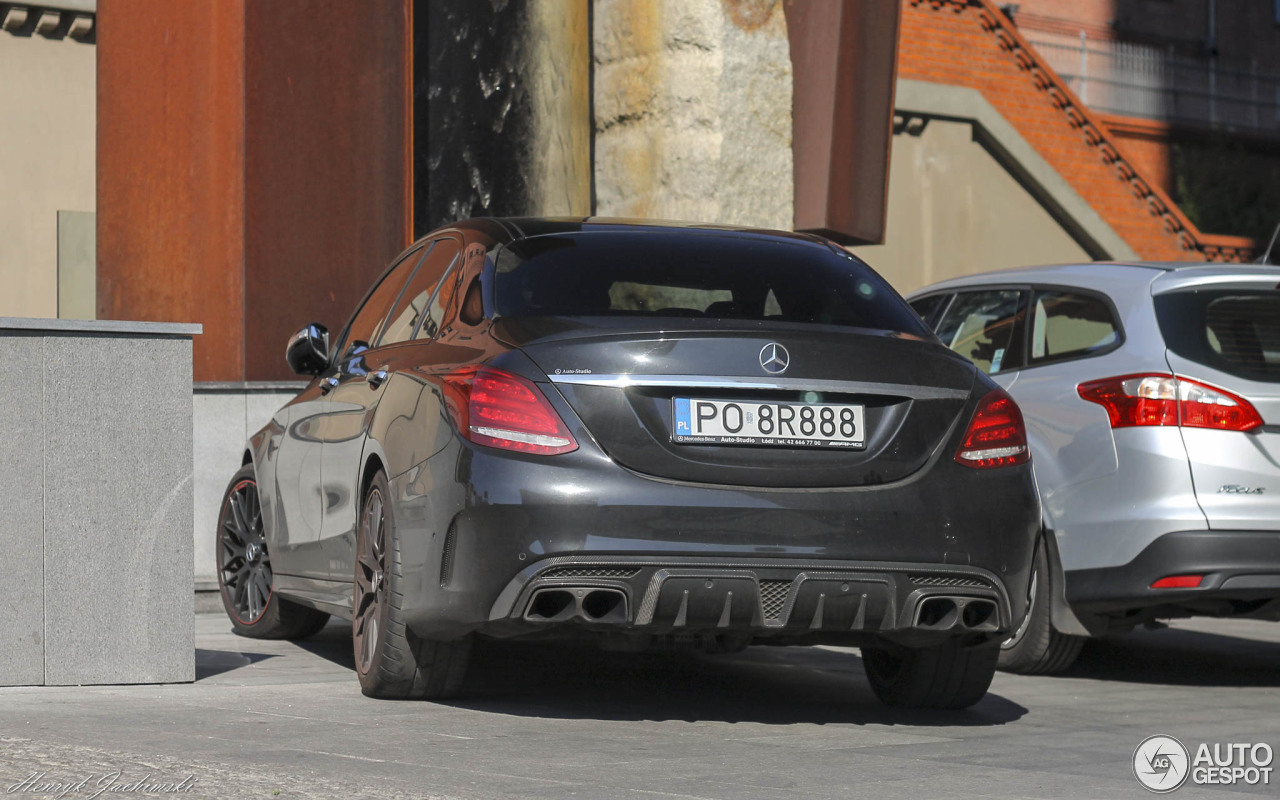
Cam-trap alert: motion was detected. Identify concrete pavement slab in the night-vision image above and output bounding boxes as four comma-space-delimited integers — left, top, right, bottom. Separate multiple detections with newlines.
0, 613, 1277, 799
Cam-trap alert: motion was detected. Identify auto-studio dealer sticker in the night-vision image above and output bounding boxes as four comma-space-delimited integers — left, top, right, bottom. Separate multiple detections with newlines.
1133, 734, 1274, 792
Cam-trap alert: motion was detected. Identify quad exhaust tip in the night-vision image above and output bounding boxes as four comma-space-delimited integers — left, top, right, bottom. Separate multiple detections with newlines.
913, 595, 998, 632
525, 587, 628, 624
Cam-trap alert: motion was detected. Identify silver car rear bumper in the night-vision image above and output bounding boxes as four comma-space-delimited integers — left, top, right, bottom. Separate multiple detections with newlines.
1065, 529, 1280, 632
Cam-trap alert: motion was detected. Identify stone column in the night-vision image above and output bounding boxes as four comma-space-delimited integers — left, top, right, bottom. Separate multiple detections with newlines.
593, 0, 794, 229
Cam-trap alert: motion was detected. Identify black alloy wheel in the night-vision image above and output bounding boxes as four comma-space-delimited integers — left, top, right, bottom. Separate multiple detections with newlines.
354, 470, 472, 699
219, 473, 272, 624
354, 483, 389, 675
217, 464, 330, 639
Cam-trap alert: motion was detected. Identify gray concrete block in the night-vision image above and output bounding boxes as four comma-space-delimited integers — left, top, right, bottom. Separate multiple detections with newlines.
42, 335, 195, 684
0, 335, 45, 686
193, 392, 247, 582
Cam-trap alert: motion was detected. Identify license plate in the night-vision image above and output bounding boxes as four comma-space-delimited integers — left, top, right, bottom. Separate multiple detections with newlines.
672, 397, 865, 448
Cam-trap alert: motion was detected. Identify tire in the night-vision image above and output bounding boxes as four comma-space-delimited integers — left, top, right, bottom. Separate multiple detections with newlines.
861, 639, 999, 709
998, 535, 1084, 675
216, 465, 330, 639
353, 470, 471, 699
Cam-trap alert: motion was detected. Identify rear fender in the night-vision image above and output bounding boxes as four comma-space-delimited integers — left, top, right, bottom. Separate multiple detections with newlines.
365, 372, 454, 479
1029, 436, 1093, 637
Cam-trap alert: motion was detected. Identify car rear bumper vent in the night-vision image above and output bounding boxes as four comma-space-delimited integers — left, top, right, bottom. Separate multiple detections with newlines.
542, 567, 640, 579
759, 580, 791, 619
439, 521, 458, 588
909, 574, 990, 589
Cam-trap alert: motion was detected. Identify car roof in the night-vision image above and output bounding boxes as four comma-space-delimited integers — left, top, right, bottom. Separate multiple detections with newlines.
445, 216, 835, 249
907, 260, 1280, 297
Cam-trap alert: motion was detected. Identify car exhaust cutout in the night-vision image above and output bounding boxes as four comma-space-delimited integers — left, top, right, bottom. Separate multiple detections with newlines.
911, 596, 999, 632
581, 589, 628, 622
961, 599, 998, 630
526, 589, 576, 622
523, 587, 629, 624
914, 596, 959, 630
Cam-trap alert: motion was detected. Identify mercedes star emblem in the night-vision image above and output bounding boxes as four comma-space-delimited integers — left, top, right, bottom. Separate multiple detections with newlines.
759, 342, 790, 374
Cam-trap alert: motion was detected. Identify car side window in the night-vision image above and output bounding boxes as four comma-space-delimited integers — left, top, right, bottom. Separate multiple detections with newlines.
1029, 289, 1120, 365
934, 290, 1027, 375
375, 237, 461, 346
332, 245, 425, 362
412, 239, 463, 341
909, 294, 949, 328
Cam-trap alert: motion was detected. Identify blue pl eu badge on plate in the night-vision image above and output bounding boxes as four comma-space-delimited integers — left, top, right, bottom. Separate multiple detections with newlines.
674, 398, 692, 434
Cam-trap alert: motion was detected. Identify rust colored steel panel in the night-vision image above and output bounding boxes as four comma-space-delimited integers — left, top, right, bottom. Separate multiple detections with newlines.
97, 0, 411, 381
243, 0, 412, 381
786, 0, 901, 246
96, 0, 248, 381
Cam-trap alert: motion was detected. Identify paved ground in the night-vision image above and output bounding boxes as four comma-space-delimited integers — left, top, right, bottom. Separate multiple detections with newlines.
2, 613, 1279, 800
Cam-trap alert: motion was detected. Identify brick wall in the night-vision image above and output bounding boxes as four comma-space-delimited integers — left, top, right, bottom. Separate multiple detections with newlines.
1096, 114, 1175, 197
897, 0, 1252, 261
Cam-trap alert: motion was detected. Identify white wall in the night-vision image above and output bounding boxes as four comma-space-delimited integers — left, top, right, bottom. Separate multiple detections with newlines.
0, 30, 96, 318
852, 117, 1092, 295
193, 387, 302, 585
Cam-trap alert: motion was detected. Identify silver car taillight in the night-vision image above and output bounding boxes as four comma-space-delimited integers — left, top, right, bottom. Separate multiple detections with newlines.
1077, 373, 1263, 432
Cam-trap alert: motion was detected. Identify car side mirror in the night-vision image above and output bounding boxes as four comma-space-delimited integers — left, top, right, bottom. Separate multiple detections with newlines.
286, 323, 330, 376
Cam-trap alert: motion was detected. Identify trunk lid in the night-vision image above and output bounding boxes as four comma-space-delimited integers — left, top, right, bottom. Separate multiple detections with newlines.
1154, 273, 1280, 528
499, 318, 977, 488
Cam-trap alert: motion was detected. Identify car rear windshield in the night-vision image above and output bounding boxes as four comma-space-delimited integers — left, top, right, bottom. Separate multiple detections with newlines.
491, 232, 929, 335
1155, 289, 1280, 382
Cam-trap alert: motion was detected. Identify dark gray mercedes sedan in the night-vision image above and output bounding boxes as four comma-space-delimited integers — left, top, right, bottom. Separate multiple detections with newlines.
216, 218, 1039, 708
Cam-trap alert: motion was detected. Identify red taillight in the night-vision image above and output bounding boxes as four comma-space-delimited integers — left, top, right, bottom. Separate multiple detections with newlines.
442, 366, 578, 456
954, 389, 1030, 469
1151, 575, 1204, 589
1077, 374, 1263, 432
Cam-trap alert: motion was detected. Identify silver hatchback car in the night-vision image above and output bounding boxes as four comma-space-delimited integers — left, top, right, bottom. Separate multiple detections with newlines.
909, 262, 1280, 674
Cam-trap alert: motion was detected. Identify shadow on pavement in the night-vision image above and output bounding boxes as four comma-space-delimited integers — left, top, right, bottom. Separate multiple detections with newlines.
290, 621, 357, 671
195, 649, 279, 680
447, 638, 1027, 727
1062, 626, 1280, 687
241, 618, 1026, 724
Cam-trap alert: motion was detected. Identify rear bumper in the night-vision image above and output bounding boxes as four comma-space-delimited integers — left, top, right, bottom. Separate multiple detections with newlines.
1065, 530, 1280, 630
481, 555, 1011, 645
389, 436, 1039, 643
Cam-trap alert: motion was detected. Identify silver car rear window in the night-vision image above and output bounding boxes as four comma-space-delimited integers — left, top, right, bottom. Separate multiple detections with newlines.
1155, 290, 1280, 382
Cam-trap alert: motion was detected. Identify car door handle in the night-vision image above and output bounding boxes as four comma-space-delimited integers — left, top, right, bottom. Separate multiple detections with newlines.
368, 370, 389, 390
319, 376, 339, 394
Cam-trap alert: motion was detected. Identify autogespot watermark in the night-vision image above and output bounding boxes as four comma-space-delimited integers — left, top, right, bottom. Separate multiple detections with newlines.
1133, 734, 1274, 793
6, 771, 197, 799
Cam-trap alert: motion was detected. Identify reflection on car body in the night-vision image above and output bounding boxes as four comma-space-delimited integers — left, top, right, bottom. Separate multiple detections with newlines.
214, 218, 1040, 709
